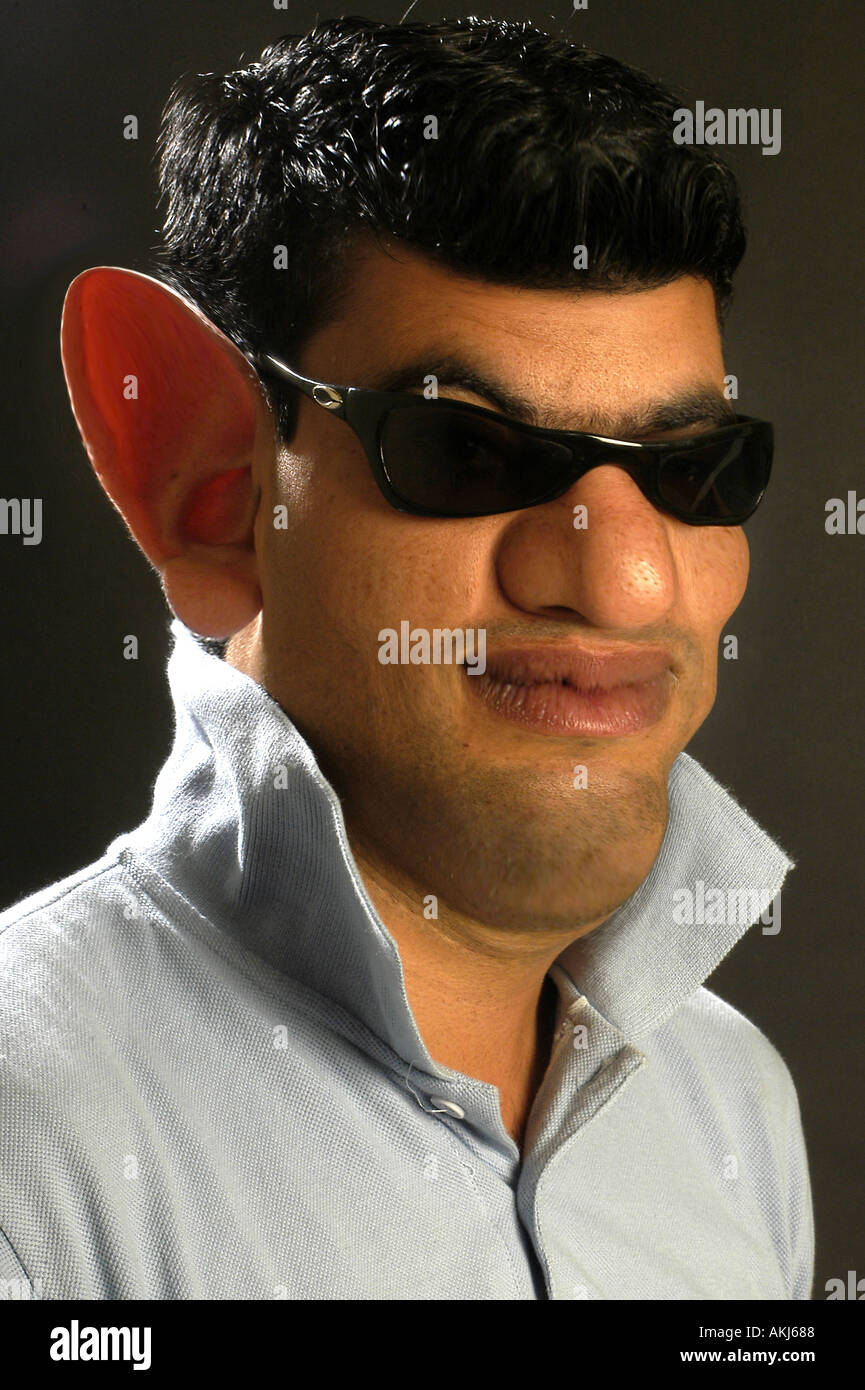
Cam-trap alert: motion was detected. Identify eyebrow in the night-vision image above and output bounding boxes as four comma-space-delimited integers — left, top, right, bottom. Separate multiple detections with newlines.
367, 352, 738, 437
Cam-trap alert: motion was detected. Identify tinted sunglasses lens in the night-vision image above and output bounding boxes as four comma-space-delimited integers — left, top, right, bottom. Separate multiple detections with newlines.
379, 405, 573, 516
657, 427, 773, 522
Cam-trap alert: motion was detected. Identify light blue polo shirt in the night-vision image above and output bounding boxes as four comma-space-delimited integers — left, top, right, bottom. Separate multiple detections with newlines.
0, 619, 814, 1299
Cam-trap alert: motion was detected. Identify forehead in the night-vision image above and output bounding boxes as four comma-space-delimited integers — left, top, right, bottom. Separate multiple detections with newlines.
316, 235, 724, 414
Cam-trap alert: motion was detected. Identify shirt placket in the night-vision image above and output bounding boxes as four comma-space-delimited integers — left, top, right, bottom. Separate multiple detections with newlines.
517, 988, 646, 1297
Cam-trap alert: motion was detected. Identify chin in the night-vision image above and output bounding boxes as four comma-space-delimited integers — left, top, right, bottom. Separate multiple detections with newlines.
414, 800, 668, 935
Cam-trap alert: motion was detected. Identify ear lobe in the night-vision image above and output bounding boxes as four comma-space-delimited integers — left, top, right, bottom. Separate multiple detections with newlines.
60, 266, 268, 565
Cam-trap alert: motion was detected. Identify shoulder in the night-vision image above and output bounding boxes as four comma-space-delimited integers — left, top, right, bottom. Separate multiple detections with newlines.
674, 985, 799, 1093
0, 849, 142, 999
0, 840, 240, 1117
0, 847, 133, 944
0, 848, 163, 1102
641, 987, 814, 1299
646, 984, 811, 1214
649, 985, 803, 1121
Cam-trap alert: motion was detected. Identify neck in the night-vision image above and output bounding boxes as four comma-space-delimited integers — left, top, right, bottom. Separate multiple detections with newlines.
349, 834, 579, 1152
222, 632, 589, 1147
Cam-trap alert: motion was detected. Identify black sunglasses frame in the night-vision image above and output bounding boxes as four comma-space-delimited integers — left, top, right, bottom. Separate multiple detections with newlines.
254, 352, 773, 526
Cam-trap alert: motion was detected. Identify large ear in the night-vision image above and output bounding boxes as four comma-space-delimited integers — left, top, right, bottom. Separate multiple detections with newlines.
60, 265, 275, 638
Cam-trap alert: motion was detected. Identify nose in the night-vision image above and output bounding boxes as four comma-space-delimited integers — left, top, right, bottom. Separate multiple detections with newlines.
494, 463, 678, 629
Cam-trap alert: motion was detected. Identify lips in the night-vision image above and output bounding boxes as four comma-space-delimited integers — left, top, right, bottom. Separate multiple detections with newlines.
465, 643, 676, 736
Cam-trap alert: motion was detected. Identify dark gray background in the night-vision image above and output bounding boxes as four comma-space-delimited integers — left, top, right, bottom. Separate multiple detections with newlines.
1, 0, 862, 1296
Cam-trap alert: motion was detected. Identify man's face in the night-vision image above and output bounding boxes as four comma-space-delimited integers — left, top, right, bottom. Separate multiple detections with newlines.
238, 238, 748, 940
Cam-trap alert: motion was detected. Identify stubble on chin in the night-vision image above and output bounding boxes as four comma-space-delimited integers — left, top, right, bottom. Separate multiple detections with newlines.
346, 743, 670, 942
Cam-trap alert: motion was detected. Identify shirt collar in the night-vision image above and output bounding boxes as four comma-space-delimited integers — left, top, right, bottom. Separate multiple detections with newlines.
123, 619, 794, 1072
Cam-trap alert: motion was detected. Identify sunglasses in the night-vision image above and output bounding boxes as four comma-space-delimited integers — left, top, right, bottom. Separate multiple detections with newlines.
254, 353, 773, 526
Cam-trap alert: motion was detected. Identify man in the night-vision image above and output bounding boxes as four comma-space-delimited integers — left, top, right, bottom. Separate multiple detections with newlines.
0, 15, 812, 1299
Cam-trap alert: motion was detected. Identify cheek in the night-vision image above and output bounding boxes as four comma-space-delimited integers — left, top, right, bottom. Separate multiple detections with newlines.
262, 440, 488, 643
679, 526, 750, 632
670, 528, 749, 736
